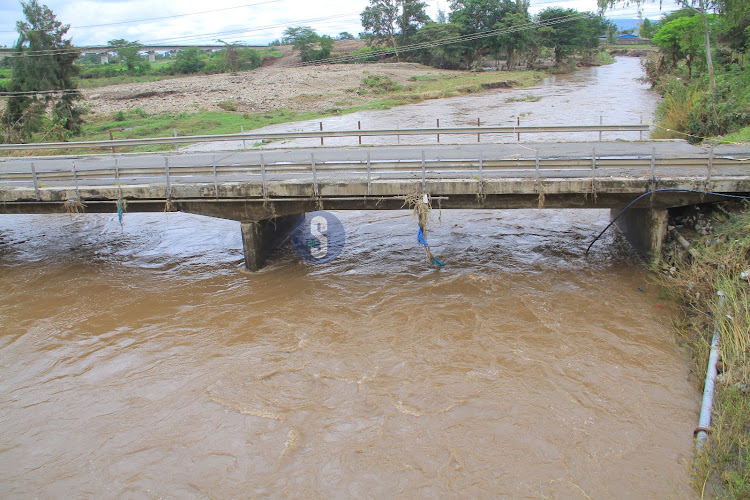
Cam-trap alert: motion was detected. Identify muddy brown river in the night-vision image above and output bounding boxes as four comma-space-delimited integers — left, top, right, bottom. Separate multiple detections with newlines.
1, 58, 700, 498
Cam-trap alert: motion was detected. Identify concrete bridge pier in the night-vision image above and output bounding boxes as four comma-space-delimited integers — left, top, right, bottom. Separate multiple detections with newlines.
99, 52, 109, 64
148, 51, 156, 63
612, 207, 669, 263
240, 214, 302, 271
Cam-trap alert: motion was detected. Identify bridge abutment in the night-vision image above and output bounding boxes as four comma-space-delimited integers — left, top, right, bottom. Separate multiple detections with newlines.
240, 214, 301, 271
612, 207, 669, 263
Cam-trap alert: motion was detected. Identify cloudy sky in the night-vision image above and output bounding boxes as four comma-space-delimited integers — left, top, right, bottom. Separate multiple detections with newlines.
0, 0, 681, 48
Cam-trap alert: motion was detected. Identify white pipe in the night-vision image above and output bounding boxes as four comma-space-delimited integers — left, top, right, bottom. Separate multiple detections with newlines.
696, 290, 725, 449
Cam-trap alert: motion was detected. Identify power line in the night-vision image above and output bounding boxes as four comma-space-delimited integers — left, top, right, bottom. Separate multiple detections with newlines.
0, 0, 284, 33
0, 13, 592, 97
0, 12, 360, 58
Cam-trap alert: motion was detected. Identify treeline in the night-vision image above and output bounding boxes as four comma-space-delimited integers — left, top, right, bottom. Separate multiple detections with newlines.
76, 41, 283, 79
640, 1, 750, 141
356, 0, 614, 70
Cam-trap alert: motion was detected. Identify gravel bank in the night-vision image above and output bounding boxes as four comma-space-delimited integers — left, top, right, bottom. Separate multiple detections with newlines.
83, 62, 466, 117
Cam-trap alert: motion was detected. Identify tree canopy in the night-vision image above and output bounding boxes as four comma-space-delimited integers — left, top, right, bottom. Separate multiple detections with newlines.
3, 0, 83, 143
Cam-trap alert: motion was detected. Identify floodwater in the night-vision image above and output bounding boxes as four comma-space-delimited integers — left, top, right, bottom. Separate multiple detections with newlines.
1, 58, 700, 498
187, 56, 660, 151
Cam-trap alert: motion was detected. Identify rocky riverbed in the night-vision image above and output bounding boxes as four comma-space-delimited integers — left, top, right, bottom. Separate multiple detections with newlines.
82, 62, 467, 117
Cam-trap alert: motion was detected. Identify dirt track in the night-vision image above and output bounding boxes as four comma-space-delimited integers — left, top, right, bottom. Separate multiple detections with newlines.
83, 61, 464, 117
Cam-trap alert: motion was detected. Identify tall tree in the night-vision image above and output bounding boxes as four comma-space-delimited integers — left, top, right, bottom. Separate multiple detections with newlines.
717, 0, 750, 51
108, 39, 148, 73
449, 0, 517, 65
536, 8, 589, 64
598, 0, 717, 90
361, 0, 430, 59
282, 26, 333, 62
3, 0, 82, 143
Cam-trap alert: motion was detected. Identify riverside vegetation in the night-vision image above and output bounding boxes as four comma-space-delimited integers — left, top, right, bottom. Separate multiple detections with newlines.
659, 203, 750, 498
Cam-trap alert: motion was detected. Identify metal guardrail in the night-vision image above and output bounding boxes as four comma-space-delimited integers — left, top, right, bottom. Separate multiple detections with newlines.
1, 150, 746, 205
0, 124, 649, 151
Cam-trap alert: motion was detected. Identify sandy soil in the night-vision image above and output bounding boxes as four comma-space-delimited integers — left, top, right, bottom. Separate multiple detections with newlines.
82, 60, 465, 117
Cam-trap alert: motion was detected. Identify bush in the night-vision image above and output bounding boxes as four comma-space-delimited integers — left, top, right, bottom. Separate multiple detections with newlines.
361, 73, 402, 92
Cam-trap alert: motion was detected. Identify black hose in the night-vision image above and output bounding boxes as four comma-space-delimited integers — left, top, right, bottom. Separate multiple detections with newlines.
585, 188, 750, 255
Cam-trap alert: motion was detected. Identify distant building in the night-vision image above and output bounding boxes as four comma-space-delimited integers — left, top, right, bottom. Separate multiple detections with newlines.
616, 34, 648, 45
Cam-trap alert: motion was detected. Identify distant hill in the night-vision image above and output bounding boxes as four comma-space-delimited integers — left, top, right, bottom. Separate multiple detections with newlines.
609, 18, 641, 32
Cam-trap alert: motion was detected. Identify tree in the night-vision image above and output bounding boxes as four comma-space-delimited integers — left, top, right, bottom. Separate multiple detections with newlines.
494, 11, 534, 70
717, 0, 750, 51
537, 8, 600, 64
598, 0, 717, 90
172, 47, 205, 74
414, 22, 467, 68
448, 0, 517, 65
652, 15, 705, 77
282, 26, 333, 62
337, 32, 355, 40
108, 39, 149, 74
640, 18, 656, 38
3, 0, 82, 143
361, 0, 430, 59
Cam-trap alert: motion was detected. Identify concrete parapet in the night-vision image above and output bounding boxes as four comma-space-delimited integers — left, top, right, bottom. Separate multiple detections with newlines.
240, 214, 302, 271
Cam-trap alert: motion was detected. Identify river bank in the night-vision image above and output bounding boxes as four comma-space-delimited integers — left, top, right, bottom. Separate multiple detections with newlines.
659, 203, 750, 498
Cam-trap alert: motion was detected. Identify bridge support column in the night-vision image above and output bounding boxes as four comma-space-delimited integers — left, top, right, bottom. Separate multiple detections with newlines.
148, 51, 156, 62
612, 207, 669, 263
241, 214, 301, 271
99, 52, 109, 64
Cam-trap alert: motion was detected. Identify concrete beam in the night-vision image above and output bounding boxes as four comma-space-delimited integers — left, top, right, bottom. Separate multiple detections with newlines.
612, 207, 669, 263
241, 214, 301, 271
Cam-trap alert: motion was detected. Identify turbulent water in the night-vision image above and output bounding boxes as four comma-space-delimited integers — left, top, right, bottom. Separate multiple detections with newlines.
0, 58, 700, 498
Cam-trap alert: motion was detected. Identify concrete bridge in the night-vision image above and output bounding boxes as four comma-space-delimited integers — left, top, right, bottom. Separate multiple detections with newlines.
1, 141, 748, 270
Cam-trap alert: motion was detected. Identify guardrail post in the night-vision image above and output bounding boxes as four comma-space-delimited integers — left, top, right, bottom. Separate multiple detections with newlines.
72, 162, 81, 200
640, 115, 643, 141
591, 147, 597, 170
213, 155, 219, 200
436, 119, 440, 144
311, 153, 318, 197
173, 129, 178, 151
706, 146, 714, 190
109, 131, 116, 154
535, 149, 540, 192
397, 122, 401, 145
366, 151, 371, 196
478, 151, 483, 197
421, 150, 426, 193
241, 126, 246, 149
261, 154, 268, 198
599, 115, 603, 142
30, 162, 40, 201
650, 147, 656, 188
320, 122, 324, 146
358, 121, 362, 145
477, 118, 481, 143
165, 157, 172, 199
516, 117, 520, 142
115, 158, 122, 199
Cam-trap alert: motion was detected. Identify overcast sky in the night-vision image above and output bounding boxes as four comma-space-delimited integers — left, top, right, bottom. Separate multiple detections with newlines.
0, 0, 682, 48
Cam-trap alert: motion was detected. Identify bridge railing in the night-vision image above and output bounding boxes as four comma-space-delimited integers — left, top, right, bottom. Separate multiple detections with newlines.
1, 149, 745, 203
0, 124, 649, 152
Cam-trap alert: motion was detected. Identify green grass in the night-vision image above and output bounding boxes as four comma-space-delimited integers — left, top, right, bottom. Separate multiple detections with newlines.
723, 126, 750, 145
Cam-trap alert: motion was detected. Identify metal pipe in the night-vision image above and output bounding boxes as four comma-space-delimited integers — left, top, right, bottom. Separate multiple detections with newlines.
696, 291, 725, 449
